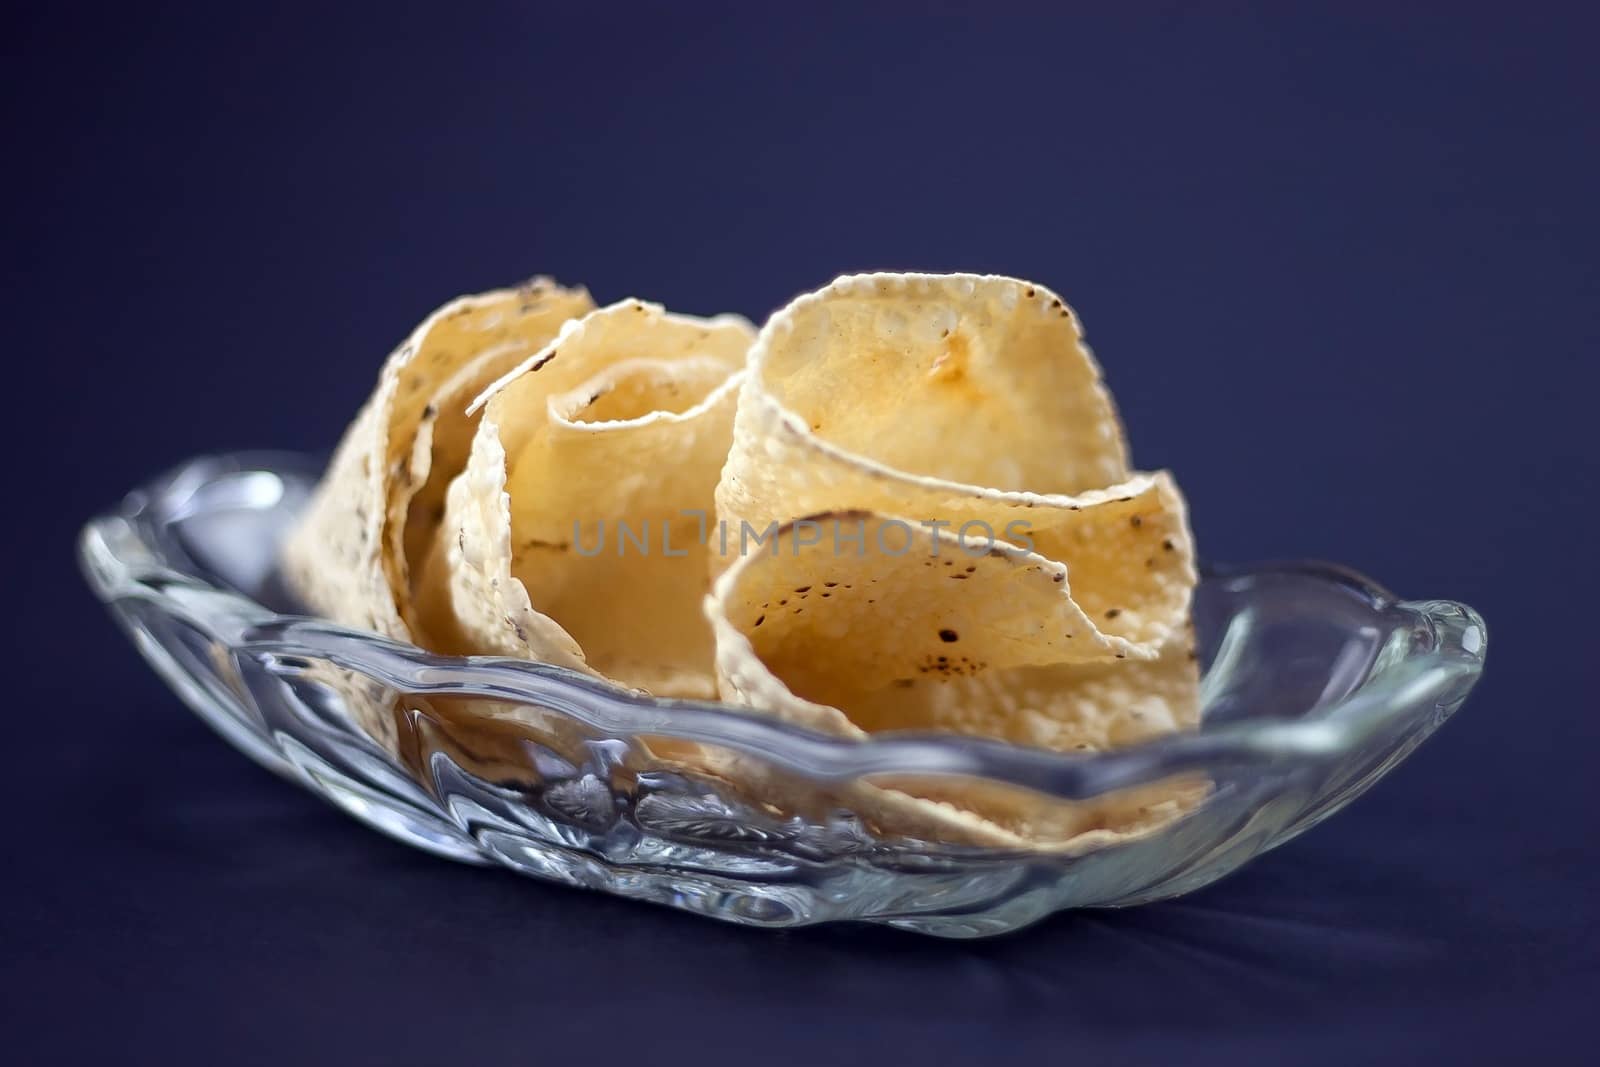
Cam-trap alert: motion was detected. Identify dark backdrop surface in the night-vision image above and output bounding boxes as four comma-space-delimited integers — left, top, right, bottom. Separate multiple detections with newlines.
4, 4, 1597, 1064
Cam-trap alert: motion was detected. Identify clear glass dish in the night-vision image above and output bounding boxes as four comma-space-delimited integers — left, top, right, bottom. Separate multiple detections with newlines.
79, 453, 1486, 938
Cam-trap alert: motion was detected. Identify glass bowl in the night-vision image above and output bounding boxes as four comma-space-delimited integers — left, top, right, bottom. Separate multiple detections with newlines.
79, 453, 1486, 938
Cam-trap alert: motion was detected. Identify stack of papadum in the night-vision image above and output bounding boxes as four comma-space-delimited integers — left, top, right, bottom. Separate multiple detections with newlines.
285, 272, 1204, 852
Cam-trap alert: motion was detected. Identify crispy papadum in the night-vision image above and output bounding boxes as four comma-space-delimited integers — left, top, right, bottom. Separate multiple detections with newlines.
704, 273, 1202, 847
425, 299, 752, 697
714, 273, 1193, 646
717, 272, 1127, 535
286, 270, 1205, 852
282, 278, 593, 645
281, 279, 592, 743
704, 513, 1202, 849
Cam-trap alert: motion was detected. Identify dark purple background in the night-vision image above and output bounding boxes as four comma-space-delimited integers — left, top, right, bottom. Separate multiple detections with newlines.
6, 4, 1598, 1064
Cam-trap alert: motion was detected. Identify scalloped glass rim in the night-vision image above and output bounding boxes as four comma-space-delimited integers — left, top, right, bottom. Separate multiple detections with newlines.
79, 453, 1487, 937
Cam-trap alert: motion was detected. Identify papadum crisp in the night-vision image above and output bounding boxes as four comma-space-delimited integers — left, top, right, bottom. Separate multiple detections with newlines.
285, 271, 1204, 852
423, 299, 752, 698
283, 278, 593, 646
